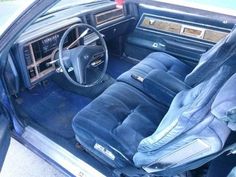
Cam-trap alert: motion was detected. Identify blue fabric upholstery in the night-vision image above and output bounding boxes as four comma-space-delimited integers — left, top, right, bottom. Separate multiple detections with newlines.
118, 52, 192, 92
118, 28, 236, 102
211, 74, 236, 131
72, 65, 235, 174
143, 69, 190, 105
72, 82, 167, 168
133, 67, 231, 170
72, 29, 236, 173
185, 27, 236, 86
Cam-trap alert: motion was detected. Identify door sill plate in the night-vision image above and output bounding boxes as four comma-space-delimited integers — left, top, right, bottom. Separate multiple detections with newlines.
22, 126, 105, 177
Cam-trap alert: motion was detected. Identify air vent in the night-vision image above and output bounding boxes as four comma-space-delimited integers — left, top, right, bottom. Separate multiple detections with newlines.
95, 8, 124, 25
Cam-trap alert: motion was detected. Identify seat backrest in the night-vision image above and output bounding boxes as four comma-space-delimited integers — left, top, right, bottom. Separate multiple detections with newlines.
211, 73, 236, 131
133, 66, 235, 174
185, 27, 236, 86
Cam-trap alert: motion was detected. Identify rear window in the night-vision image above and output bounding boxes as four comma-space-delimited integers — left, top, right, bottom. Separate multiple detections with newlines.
154, 0, 236, 16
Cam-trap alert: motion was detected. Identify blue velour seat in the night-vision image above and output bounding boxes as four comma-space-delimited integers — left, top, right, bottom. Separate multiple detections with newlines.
118, 52, 192, 90
72, 65, 233, 173
118, 27, 236, 98
72, 82, 167, 168
133, 67, 236, 175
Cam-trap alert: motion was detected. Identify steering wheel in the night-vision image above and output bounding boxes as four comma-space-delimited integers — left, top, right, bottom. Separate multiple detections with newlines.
58, 23, 108, 87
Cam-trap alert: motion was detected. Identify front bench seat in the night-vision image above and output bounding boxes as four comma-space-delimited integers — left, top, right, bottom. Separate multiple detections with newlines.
72, 66, 231, 173
72, 82, 167, 168
118, 27, 236, 102
118, 52, 192, 90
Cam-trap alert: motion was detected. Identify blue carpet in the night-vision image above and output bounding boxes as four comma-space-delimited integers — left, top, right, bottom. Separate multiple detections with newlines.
16, 81, 91, 138
107, 56, 134, 79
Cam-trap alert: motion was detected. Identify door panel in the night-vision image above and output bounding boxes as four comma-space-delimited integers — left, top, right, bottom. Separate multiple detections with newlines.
124, 3, 234, 66
0, 115, 10, 171
125, 30, 209, 65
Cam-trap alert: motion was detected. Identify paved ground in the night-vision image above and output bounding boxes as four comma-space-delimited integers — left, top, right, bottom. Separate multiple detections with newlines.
0, 138, 67, 177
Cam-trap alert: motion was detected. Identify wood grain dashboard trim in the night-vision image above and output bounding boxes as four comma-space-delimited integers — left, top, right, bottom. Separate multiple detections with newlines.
95, 8, 125, 25
139, 16, 229, 43
24, 27, 79, 84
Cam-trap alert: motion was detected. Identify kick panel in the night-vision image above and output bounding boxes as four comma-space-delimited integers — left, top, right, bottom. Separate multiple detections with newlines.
139, 15, 229, 43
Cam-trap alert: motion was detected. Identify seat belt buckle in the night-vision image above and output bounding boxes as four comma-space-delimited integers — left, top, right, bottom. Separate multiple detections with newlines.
131, 74, 144, 83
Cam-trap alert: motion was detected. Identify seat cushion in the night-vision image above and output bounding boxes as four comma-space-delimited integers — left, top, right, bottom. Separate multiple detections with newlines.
118, 52, 192, 95
72, 82, 166, 168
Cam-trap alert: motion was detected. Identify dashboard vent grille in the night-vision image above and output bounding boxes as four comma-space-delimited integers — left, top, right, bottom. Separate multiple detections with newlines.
95, 8, 124, 25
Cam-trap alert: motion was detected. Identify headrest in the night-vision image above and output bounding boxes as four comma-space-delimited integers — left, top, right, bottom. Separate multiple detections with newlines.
212, 73, 236, 130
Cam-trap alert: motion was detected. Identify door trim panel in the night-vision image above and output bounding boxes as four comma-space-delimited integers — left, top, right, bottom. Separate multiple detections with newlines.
136, 13, 231, 44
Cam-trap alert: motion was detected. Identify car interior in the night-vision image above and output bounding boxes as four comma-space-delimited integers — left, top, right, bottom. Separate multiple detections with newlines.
2, 0, 236, 176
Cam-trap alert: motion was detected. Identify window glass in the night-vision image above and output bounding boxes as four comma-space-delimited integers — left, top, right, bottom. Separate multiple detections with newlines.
154, 0, 236, 16
0, 0, 35, 35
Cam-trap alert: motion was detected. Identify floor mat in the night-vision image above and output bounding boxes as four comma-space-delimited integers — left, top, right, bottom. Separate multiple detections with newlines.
107, 56, 134, 78
15, 81, 91, 139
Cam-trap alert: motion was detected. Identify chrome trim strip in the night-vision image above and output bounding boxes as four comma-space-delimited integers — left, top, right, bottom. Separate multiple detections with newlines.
22, 126, 105, 177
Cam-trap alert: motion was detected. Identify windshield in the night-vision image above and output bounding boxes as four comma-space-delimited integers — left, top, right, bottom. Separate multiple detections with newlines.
0, 0, 35, 36
47, 0, 107, 14
154, 0, 236, 16
0, 0, 106, 36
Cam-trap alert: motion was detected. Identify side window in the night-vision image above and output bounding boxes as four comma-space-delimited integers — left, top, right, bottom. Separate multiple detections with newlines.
154, 0, 236, 16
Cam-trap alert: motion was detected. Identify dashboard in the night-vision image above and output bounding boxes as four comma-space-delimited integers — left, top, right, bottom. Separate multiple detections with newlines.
13, 1, 135, 88
24, 27, 77, 83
